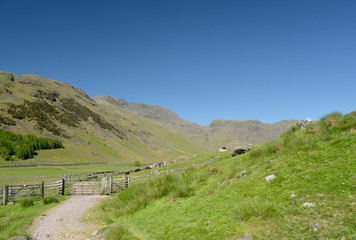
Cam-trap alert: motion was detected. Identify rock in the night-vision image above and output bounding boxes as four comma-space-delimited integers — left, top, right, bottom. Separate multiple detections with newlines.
7, 201, 14, 205
237, 170, 246, 178
217, 148, 227, 152
267, 160, 273, 165
8, 237, 27, 240
91, 229, 99, 236
265, 175, 276, 182
205, 221, 211, 225
291, 194, 296, 198
219, 179, 232, 187
312, 223, 322, 231
240, 235, 253, 240
303, 202, 315, 207
231, 146, 251, 157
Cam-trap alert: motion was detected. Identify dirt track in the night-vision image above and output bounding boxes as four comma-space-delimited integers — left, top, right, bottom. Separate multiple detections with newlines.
31, 195, 107, 240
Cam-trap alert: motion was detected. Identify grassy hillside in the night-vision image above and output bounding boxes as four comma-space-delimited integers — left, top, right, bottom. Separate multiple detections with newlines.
94, 95, 298, 150
0, 71, 206, 165
92, 111, 356, 239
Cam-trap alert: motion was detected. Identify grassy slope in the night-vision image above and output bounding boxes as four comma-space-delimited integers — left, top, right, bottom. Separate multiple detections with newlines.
94, 95, 297, 151
0, 72, 207, 166
93, 111, 356, 239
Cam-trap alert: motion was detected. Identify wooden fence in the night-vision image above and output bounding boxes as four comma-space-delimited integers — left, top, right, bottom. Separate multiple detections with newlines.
1, 176, 130, 205
1, 157, 220, 205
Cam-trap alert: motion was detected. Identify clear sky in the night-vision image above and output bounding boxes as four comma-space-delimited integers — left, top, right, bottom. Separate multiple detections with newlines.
0, 0, 355, 125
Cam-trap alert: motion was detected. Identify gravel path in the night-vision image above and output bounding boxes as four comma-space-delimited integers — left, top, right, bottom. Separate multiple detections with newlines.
31, 195, 107, 240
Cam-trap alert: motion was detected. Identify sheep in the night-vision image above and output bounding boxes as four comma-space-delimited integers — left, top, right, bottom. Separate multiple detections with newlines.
296, 118, 312, 130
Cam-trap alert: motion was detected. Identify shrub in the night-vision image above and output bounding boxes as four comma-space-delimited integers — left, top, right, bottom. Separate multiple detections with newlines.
42, 196, 59, 205
20, 199, 34, 208
134, 161, 141, 167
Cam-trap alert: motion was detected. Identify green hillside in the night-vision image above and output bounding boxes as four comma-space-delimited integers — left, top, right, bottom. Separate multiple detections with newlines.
0, 71, 206, 165
0, 71, 301, 167
93, 111, 356, 239
94, 95, 298, 150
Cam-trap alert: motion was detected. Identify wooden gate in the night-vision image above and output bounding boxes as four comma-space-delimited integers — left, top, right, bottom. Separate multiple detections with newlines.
64, 180, 103, 195
8, 183, 43, 202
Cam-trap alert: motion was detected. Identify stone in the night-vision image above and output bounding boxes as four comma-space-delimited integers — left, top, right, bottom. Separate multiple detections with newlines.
7, 201, 14, 205
91, 229, 99, 236
291, 194, 296, 198
237, 170, 246, 178
219, 179, 232, 187
312, 223, 322, 231
240, 235, 253, 240
303, 202, 315, 207
217, 148, 227, 152
265, 175, 276, 182
231, 146, 251, 157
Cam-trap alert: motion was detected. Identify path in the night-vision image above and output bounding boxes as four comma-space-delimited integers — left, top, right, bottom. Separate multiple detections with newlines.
31, 195, 107, 240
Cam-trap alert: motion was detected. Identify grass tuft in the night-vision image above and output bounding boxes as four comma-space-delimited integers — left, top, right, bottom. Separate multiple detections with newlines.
20, 199, 34, 208
42, 196, 59, 205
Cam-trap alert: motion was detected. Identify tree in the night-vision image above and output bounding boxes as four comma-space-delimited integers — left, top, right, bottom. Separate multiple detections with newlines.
0, 147, 11, 160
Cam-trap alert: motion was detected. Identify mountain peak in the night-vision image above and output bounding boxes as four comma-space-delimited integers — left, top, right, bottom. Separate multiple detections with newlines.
94, 95, 128, 107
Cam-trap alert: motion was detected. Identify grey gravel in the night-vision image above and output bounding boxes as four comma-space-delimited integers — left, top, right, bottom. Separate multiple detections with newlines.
31, 195, 107, 240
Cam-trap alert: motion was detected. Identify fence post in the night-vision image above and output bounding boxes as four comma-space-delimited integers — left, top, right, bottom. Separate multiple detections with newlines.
3, 185, 9, 205
109, 177, 113, 195
41, 181, 45, 198
125, 176, 130, 188
61, 178, 65, 196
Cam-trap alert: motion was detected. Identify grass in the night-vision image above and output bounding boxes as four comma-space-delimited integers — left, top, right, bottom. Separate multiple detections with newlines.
0, 196, 67, 240
92, 111, 356, 239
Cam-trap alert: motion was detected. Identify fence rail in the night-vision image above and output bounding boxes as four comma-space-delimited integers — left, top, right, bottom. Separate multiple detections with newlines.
2, 157, 221, 205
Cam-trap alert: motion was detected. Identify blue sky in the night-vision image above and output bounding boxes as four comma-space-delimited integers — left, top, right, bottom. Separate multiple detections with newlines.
0, 0, 355, 125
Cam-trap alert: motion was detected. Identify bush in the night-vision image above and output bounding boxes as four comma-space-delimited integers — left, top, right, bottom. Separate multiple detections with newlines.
20, 199, 34, 208
42, 196, 59, 205
134, 161, 140, 167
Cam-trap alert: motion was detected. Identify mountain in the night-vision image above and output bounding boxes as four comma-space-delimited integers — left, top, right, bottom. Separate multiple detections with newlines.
0, 71, 298, 165
94, 95, 297, 149
0, 71, 205, 165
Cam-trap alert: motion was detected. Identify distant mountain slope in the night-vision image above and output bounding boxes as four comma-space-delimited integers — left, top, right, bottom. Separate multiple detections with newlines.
0, 71, 298, 166
0, 71, 206, 165
94, 95, 298, 149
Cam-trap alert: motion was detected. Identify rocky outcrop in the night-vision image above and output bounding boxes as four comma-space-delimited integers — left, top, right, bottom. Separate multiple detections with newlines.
231, 146, 251, 157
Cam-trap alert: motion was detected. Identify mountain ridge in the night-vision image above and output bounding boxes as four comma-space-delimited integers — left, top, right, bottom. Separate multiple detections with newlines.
0, 71, 298, 165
